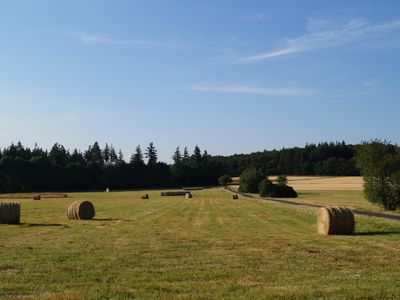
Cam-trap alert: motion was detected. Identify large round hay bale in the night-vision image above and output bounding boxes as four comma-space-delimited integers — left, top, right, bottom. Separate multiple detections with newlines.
161, 191, 187, 196
317, 206, 355, 235
185, 193, 192, 199
0, 202, 20, 224
67, 201, 95, 220
33, 195, 41, 201
141, 194, 149, 200
232, 194, 239, 200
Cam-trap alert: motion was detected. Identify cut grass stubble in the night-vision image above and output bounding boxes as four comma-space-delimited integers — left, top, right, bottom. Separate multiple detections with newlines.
0, 188, 399, 299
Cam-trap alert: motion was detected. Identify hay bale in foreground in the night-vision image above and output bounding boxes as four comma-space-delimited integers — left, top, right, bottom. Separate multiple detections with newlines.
232, 194, 239, 200
161, 191, 188, 196
67, 201, 95, 220
317, 206, 355, 235
141, 194, 149, 199
33, 195, 41, 200
185, 193, 192, 199
0, 202, 20, 224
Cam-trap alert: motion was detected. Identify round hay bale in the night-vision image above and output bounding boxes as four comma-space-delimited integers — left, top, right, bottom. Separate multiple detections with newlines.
33, 195, 41, 201
67, 201, 95, 220
161, 191, 187, 196
317, 206, 355, 235
141, 194, 149, 200
0, 202, 20, 224
232, 194, 239, 200
185, 193, 192, 199
340, 207, 355, 235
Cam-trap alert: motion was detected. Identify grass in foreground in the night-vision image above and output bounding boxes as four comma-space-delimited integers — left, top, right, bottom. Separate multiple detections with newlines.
1, 188, 400, 299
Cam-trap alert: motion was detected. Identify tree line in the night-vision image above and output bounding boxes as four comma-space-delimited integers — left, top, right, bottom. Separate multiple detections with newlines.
0, 141, 359, 193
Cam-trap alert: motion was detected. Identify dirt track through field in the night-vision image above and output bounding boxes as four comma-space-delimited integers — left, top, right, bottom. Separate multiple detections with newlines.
226, 187, 400, 221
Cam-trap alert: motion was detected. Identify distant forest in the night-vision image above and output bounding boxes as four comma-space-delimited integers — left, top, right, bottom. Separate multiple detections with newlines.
0, 141, 359, 192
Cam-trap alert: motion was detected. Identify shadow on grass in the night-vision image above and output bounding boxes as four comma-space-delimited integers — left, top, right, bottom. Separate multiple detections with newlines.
21, 223, 64, 227
92, 218, 119, 221
354, 231, 400, 236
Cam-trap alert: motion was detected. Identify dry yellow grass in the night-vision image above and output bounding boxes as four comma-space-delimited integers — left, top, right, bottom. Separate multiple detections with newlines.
272, 176, 363, 191
231, 176, 363, 191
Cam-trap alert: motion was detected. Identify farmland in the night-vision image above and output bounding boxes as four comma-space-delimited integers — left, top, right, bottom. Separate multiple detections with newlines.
1, 182, 400, 299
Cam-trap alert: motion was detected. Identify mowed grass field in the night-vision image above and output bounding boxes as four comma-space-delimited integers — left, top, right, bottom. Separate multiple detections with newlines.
1, 186, 400, 299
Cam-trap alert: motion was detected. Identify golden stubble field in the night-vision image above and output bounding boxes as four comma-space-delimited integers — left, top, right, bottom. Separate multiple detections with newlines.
231, 176, 363, 191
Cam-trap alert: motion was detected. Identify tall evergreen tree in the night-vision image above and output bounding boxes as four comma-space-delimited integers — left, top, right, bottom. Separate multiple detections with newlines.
183, 147, 189, 161
130, 145, 145, 167
49, 143, 69, 166
193, 145, 202, 163
172, 147, 182, 165
109, 145, 118, 164
145, 142, 158, 166
103, 143, 111, 165
85, 142, 104, 165
117, 149, 124, 163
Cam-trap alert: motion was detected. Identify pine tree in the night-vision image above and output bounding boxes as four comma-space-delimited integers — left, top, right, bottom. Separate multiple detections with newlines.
118, 149, 124, 162
145, 142, 158, 166
193, 145, 202, 162
109, 145, 118, 164
49, 143, 69, 166
103, 143, 111, 165
130, 145, 145, 167
172, 147, 182, 165
84, 142, 104, 165
183, 147, 189, 161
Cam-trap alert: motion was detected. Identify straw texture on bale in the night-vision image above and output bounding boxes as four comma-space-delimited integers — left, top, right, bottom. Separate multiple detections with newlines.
67, 201, 95, 220
33, 195, 41, 200
141, 194, 149, 199
317, 206, 355, 235
161, 191, 188, 196
0, 202, 20, 224
185, 193, 193, 199
232, 194, 239, 200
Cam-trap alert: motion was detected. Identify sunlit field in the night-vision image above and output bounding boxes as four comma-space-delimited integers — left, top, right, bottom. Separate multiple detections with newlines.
1, 184, 400, 299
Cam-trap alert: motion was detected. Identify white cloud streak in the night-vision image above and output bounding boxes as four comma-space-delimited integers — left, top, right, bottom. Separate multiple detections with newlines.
189, 85, 319, 97
66, 31, 179, 49
238, 19, 400, 63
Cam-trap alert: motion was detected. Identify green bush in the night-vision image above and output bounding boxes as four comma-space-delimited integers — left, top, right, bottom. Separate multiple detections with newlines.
258, 178, 274, 196
218, 175, 232, 187
276, 175, 288, 186
238, 167, 264, 193
259, 178, 298, 198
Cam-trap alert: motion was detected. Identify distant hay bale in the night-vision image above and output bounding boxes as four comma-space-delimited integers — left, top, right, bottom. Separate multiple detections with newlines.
33, 195, 41, 201
185, 193, 192, 199
161, 191, 188, 196
0, 202, 20, 224
317, 206, 355, 235
232, 194, 239, 200
67, 201, 95, 220
141, 194, 149, 200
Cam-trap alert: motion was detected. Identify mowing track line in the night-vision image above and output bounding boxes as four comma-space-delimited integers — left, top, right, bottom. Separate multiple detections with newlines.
226, 186, 400, 221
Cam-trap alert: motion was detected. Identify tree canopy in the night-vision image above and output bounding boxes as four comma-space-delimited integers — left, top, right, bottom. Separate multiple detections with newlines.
356, 140, 400, 210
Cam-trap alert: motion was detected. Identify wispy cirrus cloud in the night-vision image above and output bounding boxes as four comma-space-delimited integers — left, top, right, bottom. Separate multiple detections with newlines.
238, 19, 400, 63
188, 85, 319, 97
65, 31, 182, 49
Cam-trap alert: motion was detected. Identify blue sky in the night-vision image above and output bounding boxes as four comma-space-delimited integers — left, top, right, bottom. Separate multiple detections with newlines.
1, 0, 400, 162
